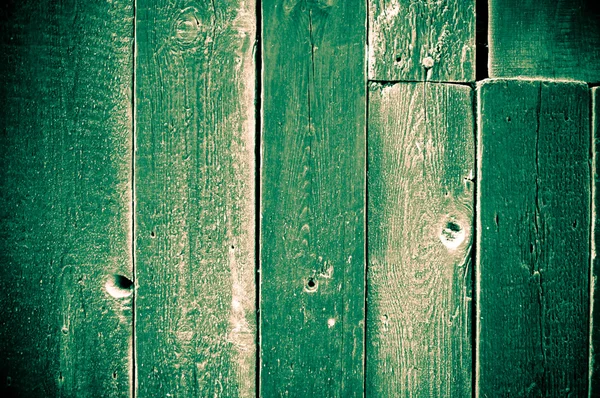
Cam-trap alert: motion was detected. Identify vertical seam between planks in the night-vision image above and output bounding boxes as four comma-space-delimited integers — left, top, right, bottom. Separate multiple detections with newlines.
471, 85, 479, 398
131, 0, 137, 396
474, 83, 483, 398
589, 89, 596, 398
255, 0, 263, 395
363, 4, 369, 397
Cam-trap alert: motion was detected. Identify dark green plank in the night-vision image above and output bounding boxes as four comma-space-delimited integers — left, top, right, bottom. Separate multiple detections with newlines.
367, 82, 473, 397
135, 1, 256, 396
0, 1, 134, 396
477, 79, 590, 397
261, 0, 366, 395
592, 87, 600, 396
488, 0, 600, 82
368, 0, 475, 82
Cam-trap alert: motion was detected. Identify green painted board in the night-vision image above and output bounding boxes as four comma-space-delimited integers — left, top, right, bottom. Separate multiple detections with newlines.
0, 1, 134, 396
134, 0, 256, 396
477, 79, 590, 397
488, 0, 600, 82
260, 0, 366, 395
592, 86, 600, 396
368, 0, 475, 82
367, 82, 474, 397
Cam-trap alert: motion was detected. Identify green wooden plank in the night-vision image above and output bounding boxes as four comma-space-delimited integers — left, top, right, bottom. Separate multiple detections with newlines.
0, 1, 134, 396
368, 0, 475, 82
367, 82, 474, 397
592, 86, 600, 396
477, 79, 590, 397
260, 0, 366, 395
134, 1, 256, 396
488, 0, 600, 82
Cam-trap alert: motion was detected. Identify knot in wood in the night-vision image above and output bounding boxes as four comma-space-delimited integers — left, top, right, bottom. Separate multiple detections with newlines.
173, 7, 202, 47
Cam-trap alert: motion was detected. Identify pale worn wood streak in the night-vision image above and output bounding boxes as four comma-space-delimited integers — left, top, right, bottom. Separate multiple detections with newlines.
477, 79, 590, 397
367, 82, 474, 397
592, 87, 600, 397
134, 0, 256, 396
488, 0, 600, 82
368, 0, 475, 82
0, 0, 133, 396
261, 0, 366, 396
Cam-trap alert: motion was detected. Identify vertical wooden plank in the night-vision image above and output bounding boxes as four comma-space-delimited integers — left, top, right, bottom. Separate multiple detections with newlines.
261, 0, 366, 396
488, 0, 600, 82
591, 87, 600, 396
368, 0, 475, 82
134, 0, 256, 396
0, 0, 134, 396
367, 82, 474, 397
477, 79, 590, 397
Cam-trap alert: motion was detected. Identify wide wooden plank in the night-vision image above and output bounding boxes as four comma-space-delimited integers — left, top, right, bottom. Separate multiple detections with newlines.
477, 79, 590, 397
367, 82, 474, 397
134, 1, 256, 396
368, 0, 475, 82
261, 0, 366, 395
592, 87, 600, 396
488, 0, 600, 82
0, 1, 134, 396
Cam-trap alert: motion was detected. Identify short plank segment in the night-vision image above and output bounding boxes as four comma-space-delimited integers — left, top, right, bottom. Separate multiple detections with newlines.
488, 0, 600, 82
368, 0, 475, 82
367, 82, 474, 397
592, 87, 600, 396
261, 0, 366, 395
477, 79, 590, 397
0, 1, 134, 396
135, 1, 256, 396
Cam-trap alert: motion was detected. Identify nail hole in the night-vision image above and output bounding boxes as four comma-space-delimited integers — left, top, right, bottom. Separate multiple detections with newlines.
305, 277, 318, 293
506, 116, 511, 122
61, 326, 69, 335
395, 55, 402, 63
150, 230, 156, 238
105, 275, 133, 298
112, 372, 117, 380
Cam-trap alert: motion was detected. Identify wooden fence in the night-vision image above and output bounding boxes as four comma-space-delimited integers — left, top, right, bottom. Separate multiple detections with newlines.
1, 0, 599, 396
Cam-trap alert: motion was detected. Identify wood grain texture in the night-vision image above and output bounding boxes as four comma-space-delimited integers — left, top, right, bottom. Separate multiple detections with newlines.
488, 0, 600, 82
134, 0, 256, 396
367, 82, 474, 397
0, 0, 134, 396
591, 87, 599, 397
477, 79, 590, 397
261, 0, 366, 396
368, 0, 475, 82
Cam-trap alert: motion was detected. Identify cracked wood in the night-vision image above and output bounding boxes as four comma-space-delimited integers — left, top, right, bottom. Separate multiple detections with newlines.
134, 0, 256, 396
261, 0, 366, 396
368, 0, 475, 82
367, 82, 474, 397
477, 79, 590, 397
0, 0, 134, 396
592, 87, 600, 397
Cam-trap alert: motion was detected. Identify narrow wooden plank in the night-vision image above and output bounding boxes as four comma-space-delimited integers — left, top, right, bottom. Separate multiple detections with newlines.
134, 1, 256, 396
261, 0, 366, 395
488, 0, 600, 82
477, 79, 590, 397
368, 0, 475, 82
0, 1, 134, 396
591, 87, 600, 396
367, 82, 474, 397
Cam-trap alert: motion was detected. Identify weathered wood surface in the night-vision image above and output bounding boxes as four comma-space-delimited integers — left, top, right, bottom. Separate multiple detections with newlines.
477, 79, 590, 397
261, 0, 366, 395
488, 0, 600, 82
134, 0, 256, 396
592, 87, 600, 397
367, 82, 473, 397
368, 0, 475, 82
0, 0, 134, 396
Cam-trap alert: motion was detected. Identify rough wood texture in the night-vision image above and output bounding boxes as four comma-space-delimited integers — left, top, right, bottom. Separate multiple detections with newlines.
261, 0, 366, 395
367, 82, 474, 397
477, 79, 590, 397
368, 0, 475, 82
134, 0, 256, 396
488, 0, 600, 82
592, 87, 600, 396
0, 1, 134, 396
